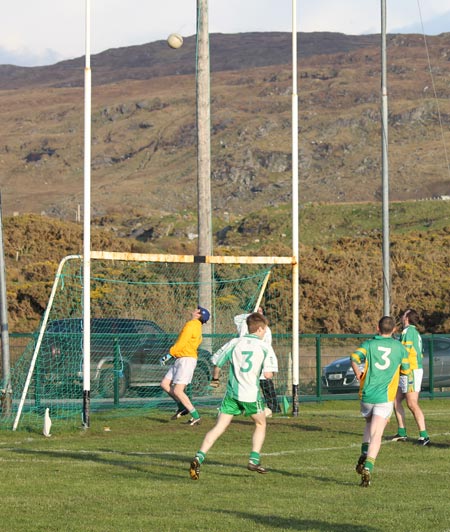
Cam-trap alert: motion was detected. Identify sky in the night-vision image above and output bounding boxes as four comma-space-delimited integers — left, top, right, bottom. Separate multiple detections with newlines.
1, 0, 450, 67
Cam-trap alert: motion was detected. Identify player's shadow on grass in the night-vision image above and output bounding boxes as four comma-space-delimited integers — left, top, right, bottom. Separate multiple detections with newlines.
383, 437, 450, 449
13, 447, 264, 482
231, 418, 324, 432
231, 417, 360, 437
218, 510, 380, 532
12, 448, 184, 481
424, 441, 450, 449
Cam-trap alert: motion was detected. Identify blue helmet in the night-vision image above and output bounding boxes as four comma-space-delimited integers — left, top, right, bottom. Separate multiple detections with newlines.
198, 306, 210, 324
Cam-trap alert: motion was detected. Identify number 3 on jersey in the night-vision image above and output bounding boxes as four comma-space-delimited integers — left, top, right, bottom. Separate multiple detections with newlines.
240, 351, 253, 373
375, 346, 391, 370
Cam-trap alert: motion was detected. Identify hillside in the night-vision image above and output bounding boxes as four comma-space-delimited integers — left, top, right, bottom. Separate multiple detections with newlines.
0, 32, 449, 222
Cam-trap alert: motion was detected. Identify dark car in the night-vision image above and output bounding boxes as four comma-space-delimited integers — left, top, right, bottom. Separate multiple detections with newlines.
37, 318, 212, 398
322, 336, 450, 393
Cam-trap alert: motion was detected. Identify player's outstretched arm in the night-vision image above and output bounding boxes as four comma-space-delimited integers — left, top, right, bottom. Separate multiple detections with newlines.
210, 366, 221, 388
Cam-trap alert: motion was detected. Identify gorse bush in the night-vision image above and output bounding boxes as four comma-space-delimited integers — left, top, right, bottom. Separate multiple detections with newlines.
3, 204, 450, 334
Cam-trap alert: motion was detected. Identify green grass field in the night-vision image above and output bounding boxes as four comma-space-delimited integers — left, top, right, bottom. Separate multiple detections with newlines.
1, 399, 449, 532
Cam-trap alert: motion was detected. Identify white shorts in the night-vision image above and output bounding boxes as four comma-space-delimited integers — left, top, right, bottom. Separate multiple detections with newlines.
164, 357, 197, 385
360, 401, 394, 420
399, 369, 423, 393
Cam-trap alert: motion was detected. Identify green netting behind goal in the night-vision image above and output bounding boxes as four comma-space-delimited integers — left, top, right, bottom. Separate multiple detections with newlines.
6, 254, 293, 431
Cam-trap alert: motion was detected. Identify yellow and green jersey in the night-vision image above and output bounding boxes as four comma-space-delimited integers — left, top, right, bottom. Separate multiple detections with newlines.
401, 325, 423, 370
351, 336, 410, 404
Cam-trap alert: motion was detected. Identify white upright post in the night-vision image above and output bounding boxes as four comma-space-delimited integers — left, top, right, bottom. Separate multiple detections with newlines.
291, 0, 300, 415
13, 256, 82, 430
381, 0, 390, 316
82, 0, 92, 428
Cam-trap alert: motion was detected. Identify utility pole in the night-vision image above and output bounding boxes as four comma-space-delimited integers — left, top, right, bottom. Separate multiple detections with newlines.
196, 0, 212, 326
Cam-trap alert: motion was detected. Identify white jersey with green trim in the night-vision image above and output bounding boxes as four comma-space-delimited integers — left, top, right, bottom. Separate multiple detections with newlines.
215, 334, 277, 402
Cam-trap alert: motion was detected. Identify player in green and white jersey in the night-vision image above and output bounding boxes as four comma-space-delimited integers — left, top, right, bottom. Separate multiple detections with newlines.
234, 308, 279, 414
350, 316, 410, 487
392, 308, 430, 445
189, 312, 277, 480
210, 307, 279, 413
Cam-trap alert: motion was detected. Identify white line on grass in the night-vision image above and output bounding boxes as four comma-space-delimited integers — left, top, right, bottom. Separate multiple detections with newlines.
2, 428, 449, 462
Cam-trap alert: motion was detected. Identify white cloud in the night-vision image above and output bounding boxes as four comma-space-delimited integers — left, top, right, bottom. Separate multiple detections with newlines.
0, 46, 62, 67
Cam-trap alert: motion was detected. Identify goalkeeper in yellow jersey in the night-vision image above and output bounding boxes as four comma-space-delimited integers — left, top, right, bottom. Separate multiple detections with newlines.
160, 306, 210, 426
351, 316, 410, 487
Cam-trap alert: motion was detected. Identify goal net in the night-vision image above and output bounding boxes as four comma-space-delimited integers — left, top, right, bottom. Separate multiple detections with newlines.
7, 252, 294, 431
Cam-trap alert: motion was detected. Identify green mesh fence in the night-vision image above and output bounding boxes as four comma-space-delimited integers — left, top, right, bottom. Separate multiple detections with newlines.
6, 255, 294, 431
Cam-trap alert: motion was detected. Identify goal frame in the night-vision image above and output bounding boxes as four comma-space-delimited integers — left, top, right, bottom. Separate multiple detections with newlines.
13, 251, 299, 430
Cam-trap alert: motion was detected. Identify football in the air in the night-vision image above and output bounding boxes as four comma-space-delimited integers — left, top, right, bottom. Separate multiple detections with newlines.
264, 407, 272, 418
167, 33, 183, 49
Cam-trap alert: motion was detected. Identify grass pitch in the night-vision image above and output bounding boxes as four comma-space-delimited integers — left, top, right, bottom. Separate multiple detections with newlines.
1, 399, 449, 532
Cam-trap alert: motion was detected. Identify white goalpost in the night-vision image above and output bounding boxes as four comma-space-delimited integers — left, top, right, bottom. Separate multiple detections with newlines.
12, 255, 81, 431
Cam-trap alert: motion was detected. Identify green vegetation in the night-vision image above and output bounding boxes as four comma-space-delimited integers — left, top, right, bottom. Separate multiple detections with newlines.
1, 400, 449, 531
302, 200, 450, 246
220, 199, 450, 248
3, 198, 450, 334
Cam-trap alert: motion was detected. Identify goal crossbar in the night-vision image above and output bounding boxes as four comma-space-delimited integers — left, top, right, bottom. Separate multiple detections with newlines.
91, 251, 296, 265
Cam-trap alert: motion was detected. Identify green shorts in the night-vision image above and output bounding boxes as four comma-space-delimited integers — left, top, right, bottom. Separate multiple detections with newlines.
219, 394, 265, 417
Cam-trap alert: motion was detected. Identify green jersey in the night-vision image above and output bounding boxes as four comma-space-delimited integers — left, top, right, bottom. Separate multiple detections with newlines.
351, 336, 410, 404
401, 325, 423, 370
214, 334, 277, 402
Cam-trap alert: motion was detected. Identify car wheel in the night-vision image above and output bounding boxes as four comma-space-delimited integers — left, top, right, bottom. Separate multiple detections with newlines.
189, 363, 211, 396
99, 368, 129, 398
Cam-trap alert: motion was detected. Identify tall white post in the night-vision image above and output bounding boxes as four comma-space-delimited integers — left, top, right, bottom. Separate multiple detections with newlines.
291, 0, 300, 415
381, 0, 390, 315
82, 0, 92, 428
